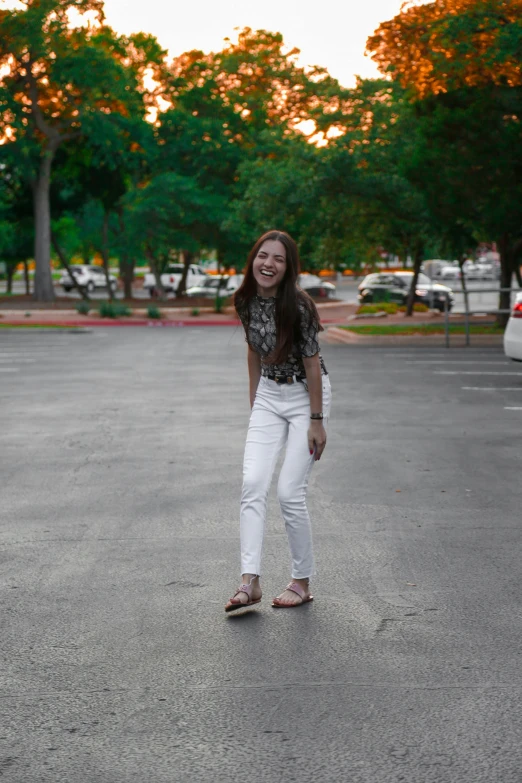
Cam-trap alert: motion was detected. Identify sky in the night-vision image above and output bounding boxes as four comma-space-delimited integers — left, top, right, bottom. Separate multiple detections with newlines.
98, 0, 428, 89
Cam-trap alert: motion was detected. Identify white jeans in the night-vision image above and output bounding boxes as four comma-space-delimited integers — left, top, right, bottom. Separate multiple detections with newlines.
240, 375, 332, 580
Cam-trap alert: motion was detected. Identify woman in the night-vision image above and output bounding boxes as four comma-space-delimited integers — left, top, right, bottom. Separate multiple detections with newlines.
225, 230, 331, 612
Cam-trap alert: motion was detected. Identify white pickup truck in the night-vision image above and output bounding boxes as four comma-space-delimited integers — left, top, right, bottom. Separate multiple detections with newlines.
142, 263, 209, 297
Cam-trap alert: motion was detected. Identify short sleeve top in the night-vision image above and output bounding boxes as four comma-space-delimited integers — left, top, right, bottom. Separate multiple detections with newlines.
239, 295, 328, 379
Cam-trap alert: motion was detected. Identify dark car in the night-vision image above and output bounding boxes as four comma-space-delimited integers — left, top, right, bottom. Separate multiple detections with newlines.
358, 272, 454, 312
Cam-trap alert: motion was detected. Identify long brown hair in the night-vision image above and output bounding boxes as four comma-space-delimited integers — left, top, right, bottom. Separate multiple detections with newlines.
234, 230, 323, 364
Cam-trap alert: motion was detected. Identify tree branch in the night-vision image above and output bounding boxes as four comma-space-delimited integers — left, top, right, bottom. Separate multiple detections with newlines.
26, 68, 63, 148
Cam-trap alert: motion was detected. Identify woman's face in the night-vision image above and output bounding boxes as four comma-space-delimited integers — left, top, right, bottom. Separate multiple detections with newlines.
252, 239, 287, 297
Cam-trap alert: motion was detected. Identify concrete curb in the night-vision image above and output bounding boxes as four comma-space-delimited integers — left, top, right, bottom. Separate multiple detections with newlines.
324, 326, 504, 346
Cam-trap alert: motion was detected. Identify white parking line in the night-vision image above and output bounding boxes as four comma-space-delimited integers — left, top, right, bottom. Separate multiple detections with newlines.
435, 371, 522, 376
0, 368, 19, 372
462, 387, 522, 391
407, 361, 510, 365
0, 358, 36, 363
504, 407, 522, 411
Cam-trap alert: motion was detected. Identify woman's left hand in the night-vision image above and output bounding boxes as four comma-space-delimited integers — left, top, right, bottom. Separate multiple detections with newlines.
308, 420, 327, 461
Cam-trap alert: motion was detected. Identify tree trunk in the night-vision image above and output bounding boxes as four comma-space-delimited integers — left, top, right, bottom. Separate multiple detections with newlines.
117, 209, 134, 300
100, 210, 114, 301
121, 257, 135, 300
512, 238, 522, 288
33, 151, 56, 302
515, 261, 522, 289
216, 250, 226, 296
458, 254, 469, 319
23, 260, 30, 295
405, 244, 423, 316
176, 250, 193, 297
51, 233, 89, 300
145, 245, 166, 301
497, 235, 513, 328
6, 264, 15, 294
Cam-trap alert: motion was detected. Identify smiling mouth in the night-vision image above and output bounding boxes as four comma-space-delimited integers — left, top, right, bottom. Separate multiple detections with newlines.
260, 270, 275, 278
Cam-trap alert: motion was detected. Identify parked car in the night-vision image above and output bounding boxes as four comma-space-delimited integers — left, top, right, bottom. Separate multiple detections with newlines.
186, 275, 244, 298
439, 263, 462, 281
143, 264, 208, 297
358, 272, 454, 311
59, 265, 118, 294
504, 292, 522, 361
298, 274, 336, 299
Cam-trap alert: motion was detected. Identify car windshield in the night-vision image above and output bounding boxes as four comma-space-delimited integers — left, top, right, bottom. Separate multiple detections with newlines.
69, 266, 85, 272
204, 278, 221, 288
396, 273, 431, 286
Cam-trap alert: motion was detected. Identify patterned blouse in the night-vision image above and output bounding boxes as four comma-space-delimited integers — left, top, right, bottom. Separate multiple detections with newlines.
239, 295, 328, 379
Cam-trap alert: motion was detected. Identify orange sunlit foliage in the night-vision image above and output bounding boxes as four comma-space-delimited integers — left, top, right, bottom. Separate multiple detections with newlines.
168, 28, 348, 143
367, 0, 522, 97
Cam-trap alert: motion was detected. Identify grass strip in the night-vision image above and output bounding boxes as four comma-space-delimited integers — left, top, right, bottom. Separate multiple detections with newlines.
340, 324, 504, 336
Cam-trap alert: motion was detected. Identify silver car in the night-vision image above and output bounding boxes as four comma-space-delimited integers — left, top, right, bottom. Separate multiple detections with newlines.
186, 275, 244, 298
298, 274, 336, 299
59, 265, 118, 294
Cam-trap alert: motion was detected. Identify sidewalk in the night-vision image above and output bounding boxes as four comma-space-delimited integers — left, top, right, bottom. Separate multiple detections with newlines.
0, 300, 356, 327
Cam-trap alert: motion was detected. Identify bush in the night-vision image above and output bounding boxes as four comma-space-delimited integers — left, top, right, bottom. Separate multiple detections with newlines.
75, 301, 91, 315
191, 307, 200, 316
357, 303, 399, 315
98, 301, 132, 318
397, 303, 430, 313
146, 305, 162, 319
214, 295, 224, 314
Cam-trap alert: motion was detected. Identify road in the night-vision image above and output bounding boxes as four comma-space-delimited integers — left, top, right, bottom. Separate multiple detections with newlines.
1, 328, 521, 782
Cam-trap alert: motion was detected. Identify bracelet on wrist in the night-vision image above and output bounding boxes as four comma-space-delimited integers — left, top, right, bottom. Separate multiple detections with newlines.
310, 413, 323, 420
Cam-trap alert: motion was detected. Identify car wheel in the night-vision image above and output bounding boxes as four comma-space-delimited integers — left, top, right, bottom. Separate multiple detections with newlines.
63, 286, 72, 293
149, 289, 157, 298
87, 281, 95, 294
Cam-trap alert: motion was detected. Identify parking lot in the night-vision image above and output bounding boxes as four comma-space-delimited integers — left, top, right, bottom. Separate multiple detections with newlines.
7, 277, 511, 315
1, 328, 521, 782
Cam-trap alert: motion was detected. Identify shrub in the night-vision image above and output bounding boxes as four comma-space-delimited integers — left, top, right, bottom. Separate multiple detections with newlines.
397, 303, 430, 313
146, 305, 162, 319
214, 295, 224, 314
357, 303, 399, 315
75, 301, 91, 315
191, 307, 200, 316
98, 301, 132, 318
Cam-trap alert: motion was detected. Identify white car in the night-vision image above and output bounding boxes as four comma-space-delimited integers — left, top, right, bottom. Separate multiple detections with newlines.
440, 263, 462, 281
59, 265, 118, 294
143, 264, 208, 296
504, 292, 522, 361
186, 274, 244, 298
298, 274, 336, 299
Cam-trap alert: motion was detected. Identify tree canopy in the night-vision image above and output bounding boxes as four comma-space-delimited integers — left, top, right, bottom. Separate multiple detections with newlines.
1, 0, 520, 317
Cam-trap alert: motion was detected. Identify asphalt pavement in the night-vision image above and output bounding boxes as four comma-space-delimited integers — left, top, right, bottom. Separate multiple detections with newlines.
1, 328, 521, 782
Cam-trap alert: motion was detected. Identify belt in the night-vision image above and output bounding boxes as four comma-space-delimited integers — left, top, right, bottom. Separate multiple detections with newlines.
266, 374, 305, 385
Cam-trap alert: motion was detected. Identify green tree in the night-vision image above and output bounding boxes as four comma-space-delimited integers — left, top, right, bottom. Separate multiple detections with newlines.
367, 0, 522, 322
122, 172, 223, 300
0, 0, 164, 301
